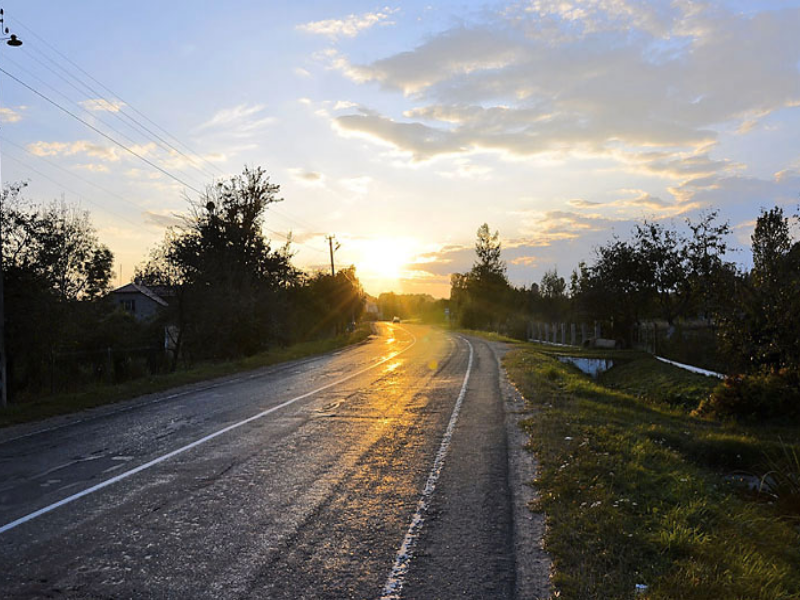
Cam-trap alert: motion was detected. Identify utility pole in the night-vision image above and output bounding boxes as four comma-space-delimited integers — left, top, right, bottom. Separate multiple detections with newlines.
326, 234, 339, 277
0, 8, 22, 409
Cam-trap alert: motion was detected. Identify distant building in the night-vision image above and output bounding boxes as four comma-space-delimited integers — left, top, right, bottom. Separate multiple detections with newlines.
364, 298, 380, 317
111, 282, 171, 321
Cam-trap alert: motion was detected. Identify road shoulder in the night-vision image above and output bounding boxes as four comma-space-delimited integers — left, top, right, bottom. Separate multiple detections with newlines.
490, 341, 552, 600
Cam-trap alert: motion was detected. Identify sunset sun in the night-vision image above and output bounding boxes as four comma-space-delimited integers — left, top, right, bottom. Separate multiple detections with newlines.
355, 238, 414, 282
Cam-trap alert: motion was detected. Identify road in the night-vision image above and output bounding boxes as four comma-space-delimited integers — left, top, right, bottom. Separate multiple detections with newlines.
0, 324, 549, 599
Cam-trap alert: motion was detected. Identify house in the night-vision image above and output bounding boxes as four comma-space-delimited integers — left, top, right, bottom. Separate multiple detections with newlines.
111, 282, 171, 321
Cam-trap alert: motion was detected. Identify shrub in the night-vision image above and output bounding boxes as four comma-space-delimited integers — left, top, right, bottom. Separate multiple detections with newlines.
696, 369, 800, 420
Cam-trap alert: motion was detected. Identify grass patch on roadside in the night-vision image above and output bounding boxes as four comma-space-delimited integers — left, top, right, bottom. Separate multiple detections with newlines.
505, 346, 800, 600
0, 327, 372, 428
599, 355, 718, 409
454, 329, 522, 344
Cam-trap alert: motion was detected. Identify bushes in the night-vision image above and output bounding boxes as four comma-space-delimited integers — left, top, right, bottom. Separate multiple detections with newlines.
697, 369, 800, 420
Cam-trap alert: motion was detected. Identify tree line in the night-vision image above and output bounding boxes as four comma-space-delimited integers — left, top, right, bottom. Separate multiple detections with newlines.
1, 167, 365, 401
450, 208, 800, 419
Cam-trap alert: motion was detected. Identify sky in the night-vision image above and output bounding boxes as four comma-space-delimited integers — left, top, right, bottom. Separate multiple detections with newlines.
2, 0, 800, 298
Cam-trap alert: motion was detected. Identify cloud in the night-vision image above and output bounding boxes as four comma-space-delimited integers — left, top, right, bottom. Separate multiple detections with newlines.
79, 99, 125, 113
297, 8, 398, 39
510, 255, 539, 266
669, 170, 800, 212
516, 209, 617, 247
288, 168, 325, 186
324, 4, 800, 177
195, 103, 276, 136
0, 106, 24, 123
74, 163, 110, 173
436, 158, 492, 179
568, 199, 601, 208
339, 176, 372, 195
334, 110, 467, 161
27, 140, 120, 162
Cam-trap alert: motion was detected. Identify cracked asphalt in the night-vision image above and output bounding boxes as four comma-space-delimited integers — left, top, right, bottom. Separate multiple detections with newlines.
0, 324, 549, 599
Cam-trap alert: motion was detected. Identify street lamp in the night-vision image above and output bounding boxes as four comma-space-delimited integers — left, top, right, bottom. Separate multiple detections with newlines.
0, 7, 22, 409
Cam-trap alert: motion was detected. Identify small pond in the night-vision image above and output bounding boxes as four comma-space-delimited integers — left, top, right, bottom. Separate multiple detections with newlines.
557, 356, 614, 378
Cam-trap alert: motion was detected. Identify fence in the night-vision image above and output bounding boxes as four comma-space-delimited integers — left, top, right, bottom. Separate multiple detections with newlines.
527, 321, 602, 347
527, 319, 726, 373
45, 345, 169, 395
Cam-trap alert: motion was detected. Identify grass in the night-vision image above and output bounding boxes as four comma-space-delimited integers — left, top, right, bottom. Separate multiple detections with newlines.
599, 355, 719, 409
504, 345, 800, 600
454, 328, 521, 344
0, 326, 372, 428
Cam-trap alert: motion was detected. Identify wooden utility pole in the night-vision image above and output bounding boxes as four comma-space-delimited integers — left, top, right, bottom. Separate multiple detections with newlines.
326, 235, 339, 276
0, 9, 23, 408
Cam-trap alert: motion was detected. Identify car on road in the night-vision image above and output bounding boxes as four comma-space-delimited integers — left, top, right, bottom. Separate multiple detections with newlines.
392, 316, 401, 323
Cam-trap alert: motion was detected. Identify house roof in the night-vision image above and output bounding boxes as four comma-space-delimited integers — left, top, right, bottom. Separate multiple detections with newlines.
111, 282, 169, 307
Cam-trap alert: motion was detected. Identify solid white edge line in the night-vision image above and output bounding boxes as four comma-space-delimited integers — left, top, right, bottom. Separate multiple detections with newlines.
380, 336, 474, 600
0, 325, 417, 536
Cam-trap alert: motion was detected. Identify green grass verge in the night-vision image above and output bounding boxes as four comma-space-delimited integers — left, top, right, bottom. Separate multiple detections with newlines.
0, 327, 372, 429
504, 347, 800, 600
453, 328, 522, 344
599, 355, 719, 409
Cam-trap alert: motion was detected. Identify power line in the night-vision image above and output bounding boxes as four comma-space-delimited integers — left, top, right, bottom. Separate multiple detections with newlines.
8, 49, 214, 187
14, 19, 224, 178
0, 66, 204, 195
0, 134, 153, 214
4, 23, 333, 257
10, 21, 340, 246
2, 151, 144, 229
3, 143, 329, 256
18, 38, 219, 182
2, 55, 209, 193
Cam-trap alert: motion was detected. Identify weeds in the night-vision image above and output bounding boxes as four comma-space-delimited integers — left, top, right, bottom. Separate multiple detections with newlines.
505, 346, 800, 599
758, 440, 800, 518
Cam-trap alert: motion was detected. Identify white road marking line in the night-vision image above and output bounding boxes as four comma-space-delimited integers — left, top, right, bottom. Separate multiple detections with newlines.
0, 327, 417, 536
380, 337, 474, 600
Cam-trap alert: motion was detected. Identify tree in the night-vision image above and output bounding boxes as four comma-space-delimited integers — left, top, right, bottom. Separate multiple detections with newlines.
751, 206, 792, 284
3, 187, 113, 300
138, 167, 297, 360
540, 268, 566, 299
716, 206, 800, 373
1, 184, 115, 397
474, 223, 505, 278
575, 213, 732, 341
450, 224, 518, 332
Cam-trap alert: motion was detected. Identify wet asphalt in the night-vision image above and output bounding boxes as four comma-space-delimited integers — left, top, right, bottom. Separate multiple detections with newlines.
0, 324, 525, 599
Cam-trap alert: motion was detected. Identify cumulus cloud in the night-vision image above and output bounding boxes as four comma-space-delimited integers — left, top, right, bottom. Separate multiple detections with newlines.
516, 209, 618, 246
669, 170, 800, 211
510, 255, 539, 266
324, 3, 800, 177
0, 106, 24, 123
79, 99, 125, 113
27, 140, 120, 162
297, 7, 398, 39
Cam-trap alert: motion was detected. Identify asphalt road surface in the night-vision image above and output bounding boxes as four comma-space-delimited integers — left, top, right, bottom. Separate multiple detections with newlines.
0, 324, 549, 599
